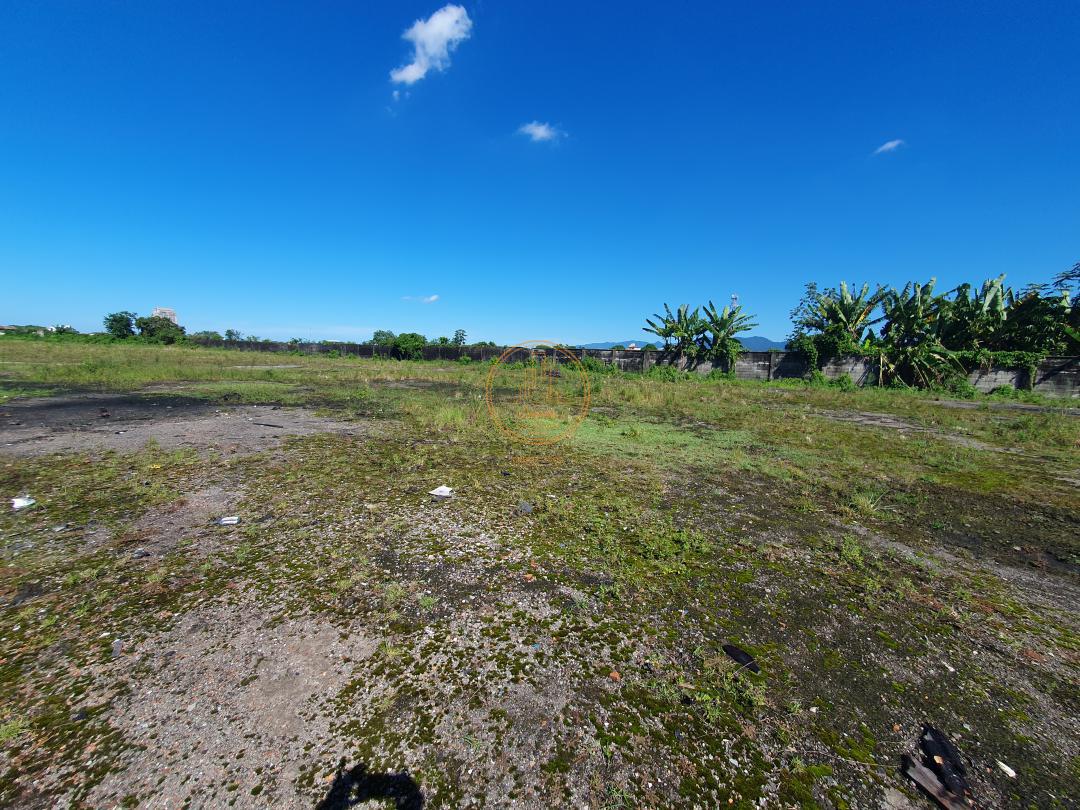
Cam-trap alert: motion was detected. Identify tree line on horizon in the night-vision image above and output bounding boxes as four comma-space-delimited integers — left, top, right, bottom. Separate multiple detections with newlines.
644, 263, 1079, 388
88, 314, 498, 361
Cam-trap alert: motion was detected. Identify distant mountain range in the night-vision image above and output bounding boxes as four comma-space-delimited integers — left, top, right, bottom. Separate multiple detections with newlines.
578, 336, 786, 351
738, 335, 787, 351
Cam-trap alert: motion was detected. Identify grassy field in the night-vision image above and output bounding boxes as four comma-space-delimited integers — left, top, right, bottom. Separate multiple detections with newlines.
1, 339, 1078, 807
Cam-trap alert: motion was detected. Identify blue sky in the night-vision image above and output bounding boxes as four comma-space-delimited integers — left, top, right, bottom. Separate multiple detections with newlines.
2, 1, 1078, 344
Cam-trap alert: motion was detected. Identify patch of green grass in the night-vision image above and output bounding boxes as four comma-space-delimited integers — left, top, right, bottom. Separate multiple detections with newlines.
0, 718, 27, 743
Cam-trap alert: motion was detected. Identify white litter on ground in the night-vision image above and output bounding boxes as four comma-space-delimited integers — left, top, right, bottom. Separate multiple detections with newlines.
428, 485, 454, 499
12, 496, 36, 510
217, 516, 240, 525
997, 760, 1016, 778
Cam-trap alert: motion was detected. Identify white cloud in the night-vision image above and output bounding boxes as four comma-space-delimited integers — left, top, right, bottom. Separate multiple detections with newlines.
390, 5, 473, 86
518, 121, 564, 142
402, 294, 440, 304
874, 139, 905, 154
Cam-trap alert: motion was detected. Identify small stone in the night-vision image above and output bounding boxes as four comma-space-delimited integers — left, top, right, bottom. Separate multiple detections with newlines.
516, 501, 534, 515
608, 671, 621, 682
111, 639, 124, 658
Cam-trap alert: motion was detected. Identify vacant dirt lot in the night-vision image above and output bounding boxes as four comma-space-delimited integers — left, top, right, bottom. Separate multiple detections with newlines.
1, 353, 1078, 809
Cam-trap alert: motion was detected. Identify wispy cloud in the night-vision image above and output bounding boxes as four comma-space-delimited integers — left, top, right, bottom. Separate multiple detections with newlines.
402, 294, 440, 304
518, 121, 564, 142
874, 139, 905, 154
390, 5, 473, 86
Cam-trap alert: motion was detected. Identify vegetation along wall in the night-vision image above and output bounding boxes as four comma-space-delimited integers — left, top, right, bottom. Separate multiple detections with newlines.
191, 339, 1079, 397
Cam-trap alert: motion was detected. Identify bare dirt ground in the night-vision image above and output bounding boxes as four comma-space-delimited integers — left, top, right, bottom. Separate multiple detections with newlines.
0, 393, 363, 457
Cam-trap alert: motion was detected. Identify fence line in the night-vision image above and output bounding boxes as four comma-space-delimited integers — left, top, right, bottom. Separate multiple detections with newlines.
189, 339, 1079, 396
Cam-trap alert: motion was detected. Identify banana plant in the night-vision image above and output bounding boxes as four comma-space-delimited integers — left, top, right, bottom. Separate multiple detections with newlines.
940, 275, 1007, 350
702, 301, 759, 370
799, 282, 885, 344
644, 304, 706, 361
999, 286, 1076, 353
879, 279, 962, 385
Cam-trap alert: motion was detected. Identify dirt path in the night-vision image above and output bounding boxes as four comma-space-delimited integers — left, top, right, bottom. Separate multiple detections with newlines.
0, 393, 364, 457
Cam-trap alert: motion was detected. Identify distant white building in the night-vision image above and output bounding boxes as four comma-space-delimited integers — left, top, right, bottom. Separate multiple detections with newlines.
152, 307, 177, 323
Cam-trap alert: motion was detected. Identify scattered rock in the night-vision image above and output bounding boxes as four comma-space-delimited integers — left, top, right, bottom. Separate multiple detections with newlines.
516, 501, 534, 515
111, 639, 124, 658
608, 671, 621, 682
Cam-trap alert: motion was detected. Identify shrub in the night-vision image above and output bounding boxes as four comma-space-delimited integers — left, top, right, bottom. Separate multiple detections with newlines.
645, 364, 687, 382
579, 355, 620, 375
943, 375, 977, 399
393, 332, 427, 360
830, 373, 856, 391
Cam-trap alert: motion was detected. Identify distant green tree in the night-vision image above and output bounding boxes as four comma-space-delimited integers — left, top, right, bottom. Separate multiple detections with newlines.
452, 329, 467, 345
643, 343, 658, 351
610, 344, 626, 350
372, 330, 396, 347
436, 336, 450, 345
394, 332, 427, 360
224, 329, 242, 341
135, 316, 186, 344
190, 330, 224, 341
52, 324, 79, 334
103, 311, 137, 339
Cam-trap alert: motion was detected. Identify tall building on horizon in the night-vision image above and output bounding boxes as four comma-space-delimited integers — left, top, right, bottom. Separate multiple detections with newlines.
152, 307, 177, 324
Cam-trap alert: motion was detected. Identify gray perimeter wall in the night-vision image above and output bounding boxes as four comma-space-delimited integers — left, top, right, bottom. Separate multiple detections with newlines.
192, 340, 1079, 397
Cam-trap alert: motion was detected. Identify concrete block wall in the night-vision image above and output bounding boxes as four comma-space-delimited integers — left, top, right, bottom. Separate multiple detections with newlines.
192, 339, 1078, 397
